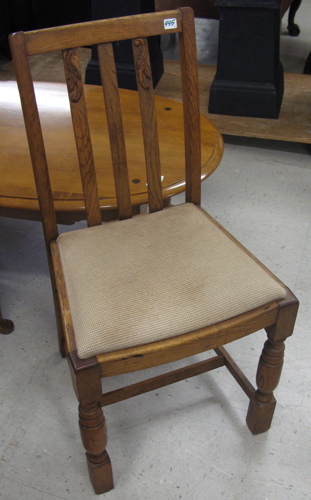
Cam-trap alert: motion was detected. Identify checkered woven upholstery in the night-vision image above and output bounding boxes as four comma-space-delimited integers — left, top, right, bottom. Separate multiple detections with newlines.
56, 204, 286, 359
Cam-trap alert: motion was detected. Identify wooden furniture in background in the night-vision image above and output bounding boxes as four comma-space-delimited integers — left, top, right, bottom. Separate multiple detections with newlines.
156, 0, 303, 118
9, 7, 298, 495
155, 61, 311, 144
209, 0, 286, 119
285, 0, 302, 36
85, 0, 164, 89
155, 0, 220, 19
155, 0, 302, 34
0, 0, 91, 58
0, 305, 14, 334
0, 80, 222, 224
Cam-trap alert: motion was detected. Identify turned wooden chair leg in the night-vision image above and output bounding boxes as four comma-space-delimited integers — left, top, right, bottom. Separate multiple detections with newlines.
79, 401, 113, 494
68, 352, 114, 494
247, 290, 299, 434
246, 338, 284, 434
0, 306, 14, 334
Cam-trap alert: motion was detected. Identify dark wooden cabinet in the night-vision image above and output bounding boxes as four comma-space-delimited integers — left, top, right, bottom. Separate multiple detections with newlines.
209, 0, 284, 119
1, 0, 163, 90
0, 0, 90, 58
85, 0, 164, 89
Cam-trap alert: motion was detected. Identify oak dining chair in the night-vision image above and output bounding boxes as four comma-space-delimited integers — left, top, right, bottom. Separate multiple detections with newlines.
9, 7, 299, 494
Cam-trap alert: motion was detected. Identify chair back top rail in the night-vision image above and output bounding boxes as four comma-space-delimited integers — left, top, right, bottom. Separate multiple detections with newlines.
20, 11, 183, 55
9, 7, 201, 241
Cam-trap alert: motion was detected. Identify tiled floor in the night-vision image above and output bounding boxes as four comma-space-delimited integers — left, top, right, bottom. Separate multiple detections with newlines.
1, 5, 311, 500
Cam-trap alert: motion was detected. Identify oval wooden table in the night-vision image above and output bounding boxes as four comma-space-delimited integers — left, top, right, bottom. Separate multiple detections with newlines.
0, 81, 223, 224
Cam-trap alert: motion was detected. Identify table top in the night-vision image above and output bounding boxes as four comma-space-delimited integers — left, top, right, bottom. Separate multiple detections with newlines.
0, 80, 223, 220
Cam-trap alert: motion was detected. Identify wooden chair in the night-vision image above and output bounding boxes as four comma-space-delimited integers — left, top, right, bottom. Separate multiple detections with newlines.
9, 8, 299, 495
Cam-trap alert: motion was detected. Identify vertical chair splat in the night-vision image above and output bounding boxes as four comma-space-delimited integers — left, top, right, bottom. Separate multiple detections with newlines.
178, 9, 201, 206
98, 42, 132, 220
132, 37, 163, 213
62, 48, 102, 227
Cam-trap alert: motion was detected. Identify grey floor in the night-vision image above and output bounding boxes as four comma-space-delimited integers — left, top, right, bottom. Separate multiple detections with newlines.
1, 4, 311, 499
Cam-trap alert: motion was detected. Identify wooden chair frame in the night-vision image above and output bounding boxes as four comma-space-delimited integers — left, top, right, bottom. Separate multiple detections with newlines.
9, 8, 298, 494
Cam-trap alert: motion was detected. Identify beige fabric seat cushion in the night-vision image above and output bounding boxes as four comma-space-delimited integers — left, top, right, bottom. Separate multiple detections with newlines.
56, 203, 286, 359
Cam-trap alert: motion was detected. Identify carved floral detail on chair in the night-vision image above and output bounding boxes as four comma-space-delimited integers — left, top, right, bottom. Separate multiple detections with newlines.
134, 38, 152, 90
63, 49, 83, 102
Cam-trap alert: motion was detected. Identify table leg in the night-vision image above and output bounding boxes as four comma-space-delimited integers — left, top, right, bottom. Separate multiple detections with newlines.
304, 52, 311, 75
0, 306, 14, 334
287, 0, 302, 36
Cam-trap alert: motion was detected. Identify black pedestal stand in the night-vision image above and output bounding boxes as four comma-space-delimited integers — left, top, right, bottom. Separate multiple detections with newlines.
209, 0, 284, 119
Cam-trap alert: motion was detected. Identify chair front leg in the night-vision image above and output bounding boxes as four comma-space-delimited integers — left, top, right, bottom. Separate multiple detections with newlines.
246, 290, 299, 435
68, 351, 114, 494
246, 338, 284, 434
79, 401, 114, 494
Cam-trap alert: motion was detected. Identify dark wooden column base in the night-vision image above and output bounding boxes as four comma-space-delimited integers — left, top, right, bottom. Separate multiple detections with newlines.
209, 63, 284, 119
209, 0, 284, 119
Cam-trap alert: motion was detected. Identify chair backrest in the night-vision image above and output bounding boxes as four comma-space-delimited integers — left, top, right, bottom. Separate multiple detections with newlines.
9, 8, 201, 244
